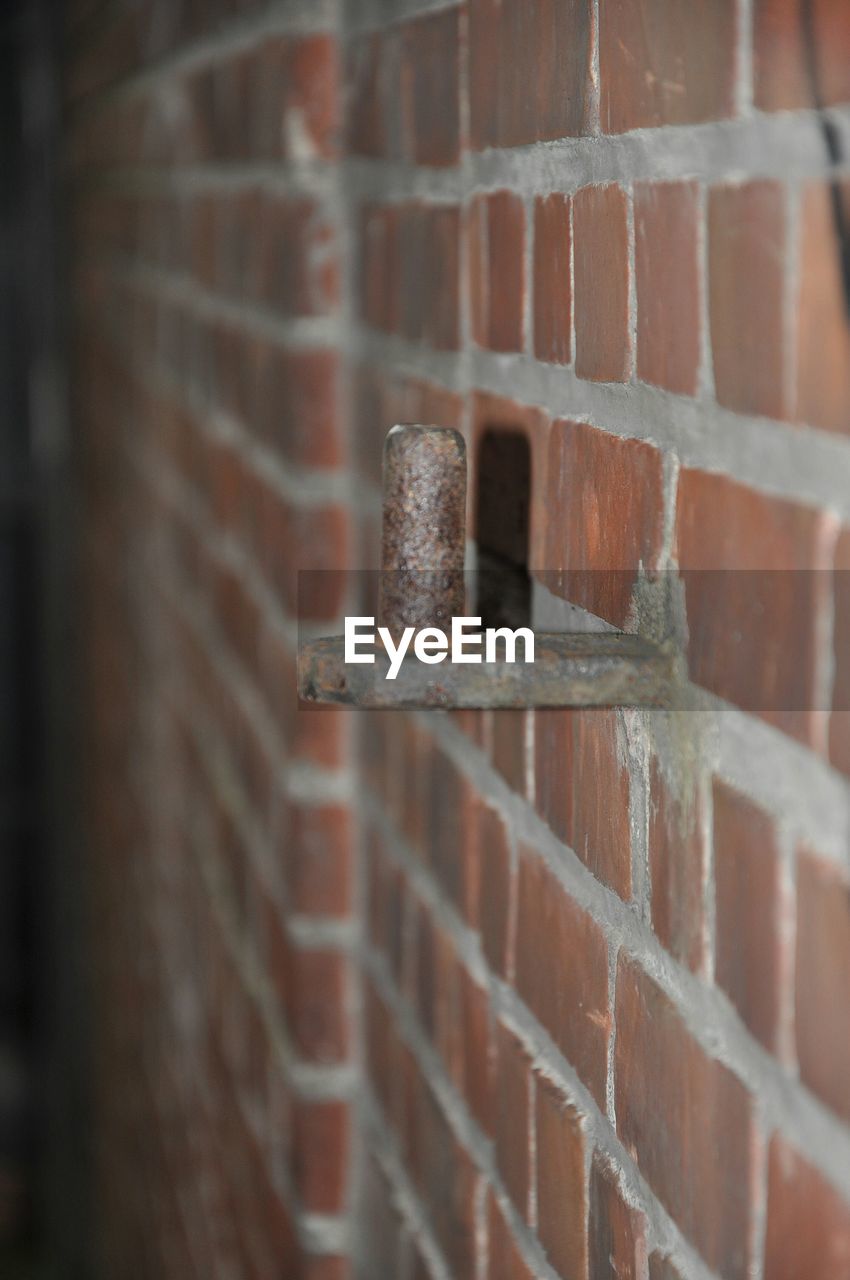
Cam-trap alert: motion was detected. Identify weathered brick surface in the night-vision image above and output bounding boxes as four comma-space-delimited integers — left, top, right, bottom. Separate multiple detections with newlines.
71, 3, 850, 1277
754, 0, 850, 111
648, 760, 706, 974
470, 191, 526, 353
535, 1077, 588, 1279
573, 710, 632, 899
615, 956, 756, 1278
487, 1194, 536, 1280
589, 1154, 648, 1280
400, 8, 462, 167
796, 847, 850, 1122
573, 184, 632, 383
634, 181, 701, 395
546, 420, 665, 628
599, 0, 737, 132
478, 802, 512, 977
469, 0, 591, 148
764, 1136, 850, 1279
675, 469, 830, 744
516, 849, 609, 1106
494, 1023, 533, 1220
708, 182, 789, 420
713, 781, 785, 1053
795, 181, 850, 434
534, 710, 575, 845
533, 194, 572, 365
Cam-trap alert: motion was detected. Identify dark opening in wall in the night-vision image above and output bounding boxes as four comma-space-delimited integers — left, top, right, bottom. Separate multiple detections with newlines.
475, 429, 532, 628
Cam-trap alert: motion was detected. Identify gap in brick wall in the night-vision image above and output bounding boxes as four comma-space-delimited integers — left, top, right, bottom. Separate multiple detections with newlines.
474, 427, 532, 628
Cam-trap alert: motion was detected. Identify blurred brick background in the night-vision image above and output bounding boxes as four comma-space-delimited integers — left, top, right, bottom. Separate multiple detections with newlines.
66, 0, 850, 1277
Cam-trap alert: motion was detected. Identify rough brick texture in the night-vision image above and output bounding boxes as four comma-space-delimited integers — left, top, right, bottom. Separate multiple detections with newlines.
69, 1, 850, 1278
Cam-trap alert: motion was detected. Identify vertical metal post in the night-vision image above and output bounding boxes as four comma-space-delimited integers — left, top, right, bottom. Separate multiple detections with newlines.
378, 425, 467, 638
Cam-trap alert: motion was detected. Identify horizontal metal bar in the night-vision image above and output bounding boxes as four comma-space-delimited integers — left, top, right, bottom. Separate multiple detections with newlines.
297, 632, 677, 709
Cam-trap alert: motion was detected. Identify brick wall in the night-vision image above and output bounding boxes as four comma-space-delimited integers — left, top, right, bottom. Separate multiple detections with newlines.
67, 1, 850, 1278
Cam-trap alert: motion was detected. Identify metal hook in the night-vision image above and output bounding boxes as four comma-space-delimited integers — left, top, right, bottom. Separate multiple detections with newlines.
297, 426, 676, 709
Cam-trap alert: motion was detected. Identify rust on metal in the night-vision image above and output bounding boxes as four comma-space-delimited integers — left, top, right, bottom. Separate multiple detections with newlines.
379, 424, 466, 639
298, 631, 678, 710
297, 422, 681, 710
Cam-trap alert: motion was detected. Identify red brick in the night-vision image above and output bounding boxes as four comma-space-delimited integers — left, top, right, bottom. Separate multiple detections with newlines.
275, 34, 339, 162
424, 747, 476, 914
546, 420, 665, 628
396, 721, 431, 852
589, 1154, 648, 1280
364, 982, 400, 1127
713, 781, 785, 1053
459, 966, 495, 1135
190, 193, 218, 287
412, 901, 438, 1039
495, 1023, 533, 1220
302, 1260, 349, 1280
764, 1135, 850, 1279
675, 469, 830, 745
648, 761, 706, 974
830, 528, 850, 774
291, 1099, 349, 1213
206, 52, 256, 162
573, 185, 632, 382
285, 804, 353, 918
359, 1153, 406, 1277
795, 181, 850, 434
634, 182, 701, 395
708, 182, 789, 419
353, 364, 403, 487
366, 834, 407, 984
208, 437, 244, 533
346, 31, 393, 157
278, 938, 350, 1065
289, 663, 348, 771
469, 0, 591, 149
754, 0, 850, 111
487, 1193, 535, 1280
535, 1077, 587, 1279
796, 847, 850, 1121
404, 375, 464, 434
516, 849, 609, 1105
492, 710, 528, 796
252, 346, 341, 470
534, 710, 575, 846
599, 0, 737, 132
285, 504, 350, 620
614, 955, 756, 1279
533, 194, 572, 364
469, 192, 526, 353
350, 370, 461, 569
400, 204, 461, 350
400, 8, 461, 166
479, 802, 512, 977
359, 204, 400, 333
456, 791, 483, 930
410, 1077, 479, 1275
258, 194, 339, 318
573, 710, 632, 899
434, 930, 466, 1089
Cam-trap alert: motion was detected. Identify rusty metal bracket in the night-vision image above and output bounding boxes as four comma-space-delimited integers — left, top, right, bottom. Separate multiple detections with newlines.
297, 425, 678, 709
